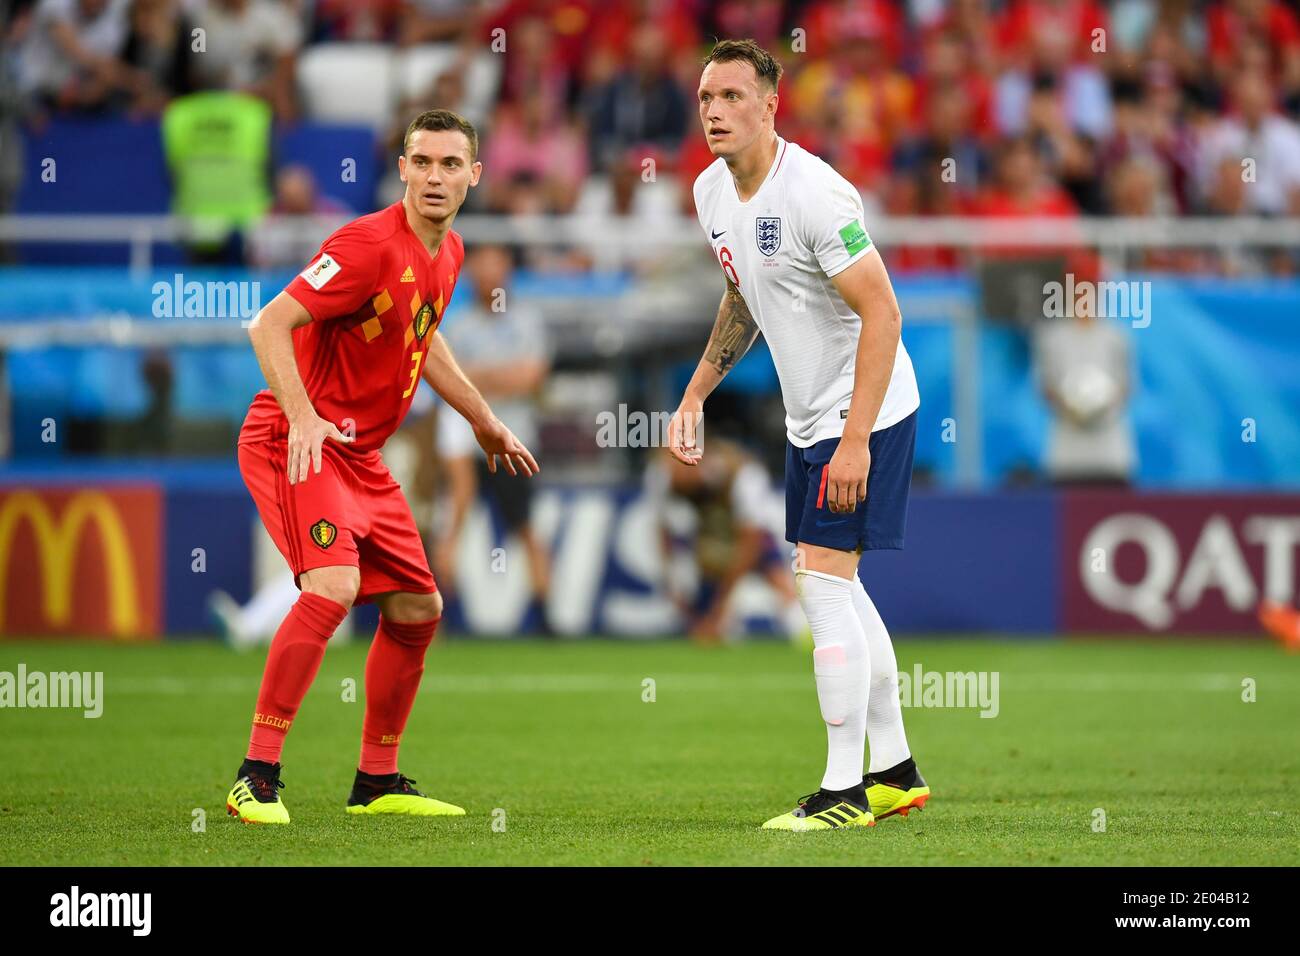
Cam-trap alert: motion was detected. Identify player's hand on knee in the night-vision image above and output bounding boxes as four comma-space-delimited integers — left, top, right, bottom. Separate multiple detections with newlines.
667, 401, 704, 466
287, 413, 353, 485
826, 444, 870, 513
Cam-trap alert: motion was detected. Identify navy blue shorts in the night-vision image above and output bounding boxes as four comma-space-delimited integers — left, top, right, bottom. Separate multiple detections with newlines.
784, 411, 916, 552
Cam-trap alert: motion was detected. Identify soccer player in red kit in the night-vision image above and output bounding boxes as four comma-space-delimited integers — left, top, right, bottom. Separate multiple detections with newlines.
226, 109, 539, 824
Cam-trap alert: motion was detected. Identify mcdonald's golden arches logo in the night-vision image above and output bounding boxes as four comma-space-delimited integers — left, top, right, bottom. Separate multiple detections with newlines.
0, 488, 160, 639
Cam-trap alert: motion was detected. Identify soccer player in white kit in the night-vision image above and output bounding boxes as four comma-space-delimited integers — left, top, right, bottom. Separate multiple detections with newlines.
668, 39, 931, 830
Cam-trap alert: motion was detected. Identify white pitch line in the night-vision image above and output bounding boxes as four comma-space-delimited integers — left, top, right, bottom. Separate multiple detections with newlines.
95, 671, 1294, 696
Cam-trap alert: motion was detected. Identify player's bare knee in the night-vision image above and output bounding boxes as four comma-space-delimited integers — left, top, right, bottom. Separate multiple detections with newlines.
795, 543, 860, 580
416, 591, 444, 621
300, 567, 360, 610
381, 590, 442, 623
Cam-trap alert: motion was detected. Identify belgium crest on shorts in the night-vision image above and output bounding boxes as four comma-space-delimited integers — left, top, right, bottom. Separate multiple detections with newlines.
310, 518, 337, 549
413, 301, 434, 341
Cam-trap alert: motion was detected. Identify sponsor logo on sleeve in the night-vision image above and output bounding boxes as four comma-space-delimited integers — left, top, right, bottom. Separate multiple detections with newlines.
838, 221, 871, 257
301, 254, 341, 290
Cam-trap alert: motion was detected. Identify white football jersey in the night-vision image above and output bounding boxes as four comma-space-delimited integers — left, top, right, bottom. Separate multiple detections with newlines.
693, 137, 920, 447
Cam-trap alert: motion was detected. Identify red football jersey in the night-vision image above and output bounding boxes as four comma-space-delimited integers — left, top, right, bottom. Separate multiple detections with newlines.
240, 201, 464, 453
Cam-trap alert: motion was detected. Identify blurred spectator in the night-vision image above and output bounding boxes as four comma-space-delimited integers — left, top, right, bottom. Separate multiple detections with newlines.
398, 0, 476, 46
121, 0, 197, 112
16, 0, 132, 112
896, 81, 988, 198
482, 90, 587, 212
800, 0, 906, 64
1203, 153, 1292, 275
1207, 0, 1300, 110
971, 136, 1082, 326
994, 3, 1112, 142
995, 0, 1110, 70
1106, 153, 1197, 271
585, 0, 702, 90
971, 136, 1080, 236
929, 0, 1001, 79
788, 20, 913, 189
311, 0, 406, 43
1099, 69, 1195, 212
186, 0, 301, 120
1034, 310, 1136, 487
487, 178, 590, 273
888, 80, 985, 271
1026, 72, 1103, 212
646, 436, 805, 643
713, 0, 781, 50
583, 22, 687, 173
161, 89, 272, 259
1197, 70, 1300, 216
247, 164, 351, 268
487, 11, 573, 121
434, 245, 554, 627
912, 27, 995, 139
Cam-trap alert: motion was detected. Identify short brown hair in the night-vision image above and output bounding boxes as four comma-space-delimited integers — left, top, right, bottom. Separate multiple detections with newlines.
404, 108, 479, 161
702, 39, 783, 92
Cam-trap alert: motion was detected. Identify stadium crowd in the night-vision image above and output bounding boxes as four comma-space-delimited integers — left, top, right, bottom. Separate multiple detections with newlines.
6, 0, 1300, 274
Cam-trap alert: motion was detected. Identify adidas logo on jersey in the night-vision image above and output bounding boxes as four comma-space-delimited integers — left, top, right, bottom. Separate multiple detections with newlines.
400, 266, 415, 283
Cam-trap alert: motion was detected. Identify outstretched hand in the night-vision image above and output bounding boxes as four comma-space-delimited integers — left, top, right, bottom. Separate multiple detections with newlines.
473, 418, 540, 477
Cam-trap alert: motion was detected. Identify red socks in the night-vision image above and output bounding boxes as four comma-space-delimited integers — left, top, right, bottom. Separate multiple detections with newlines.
245, 597, 438, 774
359, 615, 439, 774
246, 592, 349, 763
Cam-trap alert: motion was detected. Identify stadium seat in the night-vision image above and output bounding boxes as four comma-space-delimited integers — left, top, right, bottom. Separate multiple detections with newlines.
297, 44, 398, 127
16, 118, 172, 215
396, 45, 502, 127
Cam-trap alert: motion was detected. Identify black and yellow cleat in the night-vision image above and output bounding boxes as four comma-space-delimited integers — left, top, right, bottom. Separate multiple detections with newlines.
345, 770, 465, 817
226, 759, 290, 825
762, 783, 875, 831
865, 761, 930, 821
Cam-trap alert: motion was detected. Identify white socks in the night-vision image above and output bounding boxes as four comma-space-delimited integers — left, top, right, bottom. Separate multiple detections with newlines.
850, 576, 912, 773
795, 569, 870, 791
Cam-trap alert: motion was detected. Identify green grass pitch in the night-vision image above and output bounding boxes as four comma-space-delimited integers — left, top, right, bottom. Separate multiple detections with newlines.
2, 636, 1297, 866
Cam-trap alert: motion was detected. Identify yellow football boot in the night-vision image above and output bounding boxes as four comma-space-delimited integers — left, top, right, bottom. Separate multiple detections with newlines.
345, 772, 465, 817
762, 787, 875, 831
226, 760, 290, 825
865, 768, 930, 820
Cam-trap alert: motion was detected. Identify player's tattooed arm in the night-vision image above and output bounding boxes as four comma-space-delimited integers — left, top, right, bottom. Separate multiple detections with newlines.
667, 281, 758, 466
703, 279, 760, 376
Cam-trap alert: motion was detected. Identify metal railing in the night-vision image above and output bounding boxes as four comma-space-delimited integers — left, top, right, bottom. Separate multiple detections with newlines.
4, 213, 1300, 274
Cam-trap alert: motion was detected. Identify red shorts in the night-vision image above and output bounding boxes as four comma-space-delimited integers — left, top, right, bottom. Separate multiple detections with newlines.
238, 438, 436, 603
